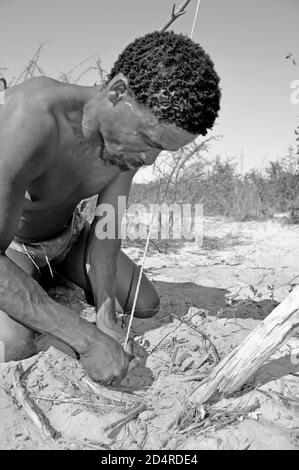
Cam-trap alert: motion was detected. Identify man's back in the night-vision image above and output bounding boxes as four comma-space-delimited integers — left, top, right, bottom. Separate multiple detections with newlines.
0, 77, 120, 243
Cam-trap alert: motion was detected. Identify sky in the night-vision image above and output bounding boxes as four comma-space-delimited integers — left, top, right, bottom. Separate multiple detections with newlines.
1, 0, 299, 180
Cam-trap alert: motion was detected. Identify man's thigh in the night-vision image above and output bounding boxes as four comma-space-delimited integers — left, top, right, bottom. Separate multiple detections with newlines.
57, 220, 126, 301
57, 221, 91, 292
58, 222, 160, 317
5, 246, 40, 280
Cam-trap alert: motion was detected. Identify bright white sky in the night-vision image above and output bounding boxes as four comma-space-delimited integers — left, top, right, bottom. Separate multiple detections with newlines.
1, 0, 299, 181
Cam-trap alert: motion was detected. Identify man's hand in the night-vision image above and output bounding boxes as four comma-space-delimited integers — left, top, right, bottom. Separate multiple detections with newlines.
80, 327, 131, 384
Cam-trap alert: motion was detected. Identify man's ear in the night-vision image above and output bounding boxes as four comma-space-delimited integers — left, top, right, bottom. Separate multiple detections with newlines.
107, 74, 129, 105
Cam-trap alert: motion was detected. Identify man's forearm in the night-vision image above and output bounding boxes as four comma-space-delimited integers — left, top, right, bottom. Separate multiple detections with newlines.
86, 216, 121, 331
0, 255, 96, 354
89, 170, 136, 326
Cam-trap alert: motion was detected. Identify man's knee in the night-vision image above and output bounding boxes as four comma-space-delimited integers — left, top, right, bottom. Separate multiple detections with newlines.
146, 298, 160, 318
136, 291, 160, 318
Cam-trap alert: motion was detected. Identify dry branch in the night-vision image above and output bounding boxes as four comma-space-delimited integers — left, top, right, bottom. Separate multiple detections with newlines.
11, 43, 46, 85
12, 364, 60, 440
190, 286, 299, 404
82, 376, 141, 405
160, 0, 193, 33
171, 311, 220, 364
102, 403, 147, 433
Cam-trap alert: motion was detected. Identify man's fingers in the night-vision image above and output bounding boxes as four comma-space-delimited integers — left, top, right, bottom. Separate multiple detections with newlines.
128, 357, 139, 372
123, 337, 134, 358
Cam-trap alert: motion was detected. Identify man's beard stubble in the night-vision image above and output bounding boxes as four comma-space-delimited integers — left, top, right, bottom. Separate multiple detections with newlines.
101, 145, 144, 172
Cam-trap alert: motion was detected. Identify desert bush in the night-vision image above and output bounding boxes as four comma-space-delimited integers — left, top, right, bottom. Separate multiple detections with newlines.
130, 148, 299, 222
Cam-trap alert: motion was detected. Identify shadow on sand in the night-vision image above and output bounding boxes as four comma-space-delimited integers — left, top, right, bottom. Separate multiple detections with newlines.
133, 280, 278, 336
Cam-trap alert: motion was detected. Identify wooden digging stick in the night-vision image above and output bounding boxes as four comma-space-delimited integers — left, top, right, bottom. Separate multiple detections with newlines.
190, 285, 299, 404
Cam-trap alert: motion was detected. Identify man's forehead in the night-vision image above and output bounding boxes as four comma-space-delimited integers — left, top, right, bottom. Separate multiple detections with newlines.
160, 122, 195, 143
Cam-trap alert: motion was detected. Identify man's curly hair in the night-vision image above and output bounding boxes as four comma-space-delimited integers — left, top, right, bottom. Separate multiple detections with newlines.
108, 31, 221, 136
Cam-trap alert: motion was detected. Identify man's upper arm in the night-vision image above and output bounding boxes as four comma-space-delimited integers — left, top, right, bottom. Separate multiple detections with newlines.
97, 169, 137, 207
0, 107, 53, 251
92, 169, 137, 244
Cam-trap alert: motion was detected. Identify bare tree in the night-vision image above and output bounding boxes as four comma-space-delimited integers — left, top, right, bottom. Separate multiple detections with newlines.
9, 43, 46, 86
58, 53, 106, 85
154, 136, 218, 203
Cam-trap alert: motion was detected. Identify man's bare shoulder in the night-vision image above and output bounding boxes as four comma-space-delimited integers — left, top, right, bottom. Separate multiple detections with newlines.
0, 78, 60, 175
1, 76, 61, 121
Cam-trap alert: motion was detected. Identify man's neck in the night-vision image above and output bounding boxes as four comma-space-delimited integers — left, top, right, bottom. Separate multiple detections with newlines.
53, 83, 100, 143
56, 82, 97, 111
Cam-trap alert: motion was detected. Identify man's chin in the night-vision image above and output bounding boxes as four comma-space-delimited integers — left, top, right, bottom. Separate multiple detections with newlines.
101, 147, 144, 171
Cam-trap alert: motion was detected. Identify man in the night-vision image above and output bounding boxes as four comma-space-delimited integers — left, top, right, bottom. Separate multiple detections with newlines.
0, 31, 220, 384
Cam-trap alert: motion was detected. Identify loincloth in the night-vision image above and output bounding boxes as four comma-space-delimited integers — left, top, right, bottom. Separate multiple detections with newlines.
9, 209, 85, 272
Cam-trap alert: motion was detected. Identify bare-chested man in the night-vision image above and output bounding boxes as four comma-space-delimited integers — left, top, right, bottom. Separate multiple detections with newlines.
0, 31, 220, 384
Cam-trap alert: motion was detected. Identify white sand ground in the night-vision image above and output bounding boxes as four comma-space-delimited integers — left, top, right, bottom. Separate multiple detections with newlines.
0, 216, 298, 450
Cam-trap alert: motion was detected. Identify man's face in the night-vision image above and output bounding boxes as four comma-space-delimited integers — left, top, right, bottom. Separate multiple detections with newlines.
99, 94, 196, 169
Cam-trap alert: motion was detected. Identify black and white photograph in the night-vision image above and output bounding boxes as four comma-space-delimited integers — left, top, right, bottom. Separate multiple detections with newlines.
0, 0, 298, 452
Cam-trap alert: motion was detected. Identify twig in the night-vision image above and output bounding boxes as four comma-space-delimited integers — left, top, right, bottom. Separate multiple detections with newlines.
160, 0, 192, 32
82, 377, 140, 404
102, 403, 147, 433
83, 440, 110, 450
169, 345, 179, 374
178, 401, 259, 435
171, 312, 220, 364
11, 364, 60, 440
33, 396, 112, 408
194, 352, 211, 372
150, 330, 174, 355
12, 43, 47, 85
171, 353, 211, 383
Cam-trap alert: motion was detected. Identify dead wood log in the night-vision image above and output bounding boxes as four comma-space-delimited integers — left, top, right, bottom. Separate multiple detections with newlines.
12, 363, 60, 440
190, 286, 299, 404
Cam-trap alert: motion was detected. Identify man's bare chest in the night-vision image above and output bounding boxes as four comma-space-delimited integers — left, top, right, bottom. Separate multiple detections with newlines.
25, 124, 120, 209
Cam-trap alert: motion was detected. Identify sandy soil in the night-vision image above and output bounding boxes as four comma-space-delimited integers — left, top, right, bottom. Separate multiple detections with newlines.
0, 216, 299, 450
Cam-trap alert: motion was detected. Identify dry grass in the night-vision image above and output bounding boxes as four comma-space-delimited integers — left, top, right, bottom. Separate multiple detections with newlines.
175, 400, 260, 437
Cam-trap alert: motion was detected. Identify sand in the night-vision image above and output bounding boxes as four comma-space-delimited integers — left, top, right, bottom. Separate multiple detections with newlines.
0, 216, 298, 450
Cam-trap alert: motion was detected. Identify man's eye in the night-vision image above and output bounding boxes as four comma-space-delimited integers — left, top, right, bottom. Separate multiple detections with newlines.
142, 135, 154, 147
142, 134, 164, 150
